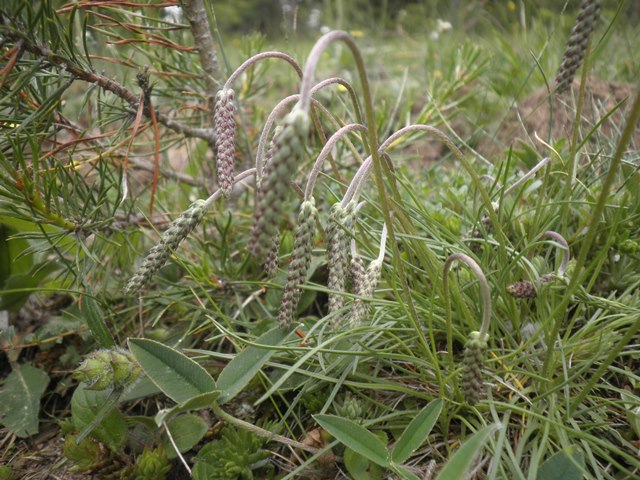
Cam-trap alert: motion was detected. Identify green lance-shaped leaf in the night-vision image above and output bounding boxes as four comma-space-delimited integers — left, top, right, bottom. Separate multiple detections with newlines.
314, 414, 390, 468
217, 327, 288, 404
434, 424, 500, 480
128, 338, 217, 404
537, 447, 585, 480
79, 291, 115, 349
71, 384, 127, 451
0, 363, 49, 437
391, 398, 443, 464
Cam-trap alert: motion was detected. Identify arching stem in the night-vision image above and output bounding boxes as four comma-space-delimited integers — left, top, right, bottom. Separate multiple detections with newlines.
443, 253, 492, 369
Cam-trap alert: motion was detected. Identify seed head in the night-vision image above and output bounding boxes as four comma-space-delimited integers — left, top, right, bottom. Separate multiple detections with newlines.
73, 348, 140, 391
277, 199, 317, 329
214, 88, 236, 196
264, 233, 281, 277
506, 280, 537, 299
124, 200, 206, 295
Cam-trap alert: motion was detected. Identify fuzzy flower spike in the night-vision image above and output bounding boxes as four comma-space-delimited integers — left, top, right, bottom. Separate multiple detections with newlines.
554, 0, 602, 94
277, 198, 317, 330
347, 222, 387, 327
124, 169, 256, 295
442, 253, 492, 406
214, 88, 236, 196
215, 52, 303, 196
249, 107, 310, 263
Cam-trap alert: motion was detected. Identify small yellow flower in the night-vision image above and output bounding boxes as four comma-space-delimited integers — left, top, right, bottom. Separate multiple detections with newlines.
350, 30, 364, 38
337, 84, 348, 93
434, 70, 442, 79
507, 1, 516, 12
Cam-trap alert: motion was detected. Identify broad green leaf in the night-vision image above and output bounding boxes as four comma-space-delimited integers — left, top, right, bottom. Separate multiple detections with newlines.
71, 385, 126, 451
118, 375, 161, 402
217, 327, 287, 404
0, 261, 60, 311
434, 424, 500, 480
537, 447, 585, 480
0, 224, 33, 288
392, 398, 443, 464
0, 363, 49, 437
80, 291, 114, 348
314, 414, 390, 468
162, 414, 208, 457
128, 338, 216, 404
344, 447, 371, 479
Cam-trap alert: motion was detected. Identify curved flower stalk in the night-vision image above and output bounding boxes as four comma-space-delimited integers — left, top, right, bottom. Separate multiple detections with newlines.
506, 230, 571, 299
304, 123, 368, 201
347, 223, 387, 327
123, 168, 256, 295
278, 199, 317, 330
554, 0, 602, 94
442, 253, 492, 406
341, 124, 465, 207
213, 52, 302, 197
255, 78, 364, 182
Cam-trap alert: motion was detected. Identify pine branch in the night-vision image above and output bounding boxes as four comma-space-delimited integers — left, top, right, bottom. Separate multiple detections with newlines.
2, 30, 216, 143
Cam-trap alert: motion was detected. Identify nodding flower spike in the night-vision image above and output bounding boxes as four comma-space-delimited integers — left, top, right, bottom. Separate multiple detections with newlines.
123, 200, 206, 295
442, 253, 492, 406
349, 258, 382, 327
327, 201, 357, 313
461, 331, 489, 406
250, 108, 310, 264
277, 199, 317, 330
554, 0, 602, 94
214, 88, 237, 197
